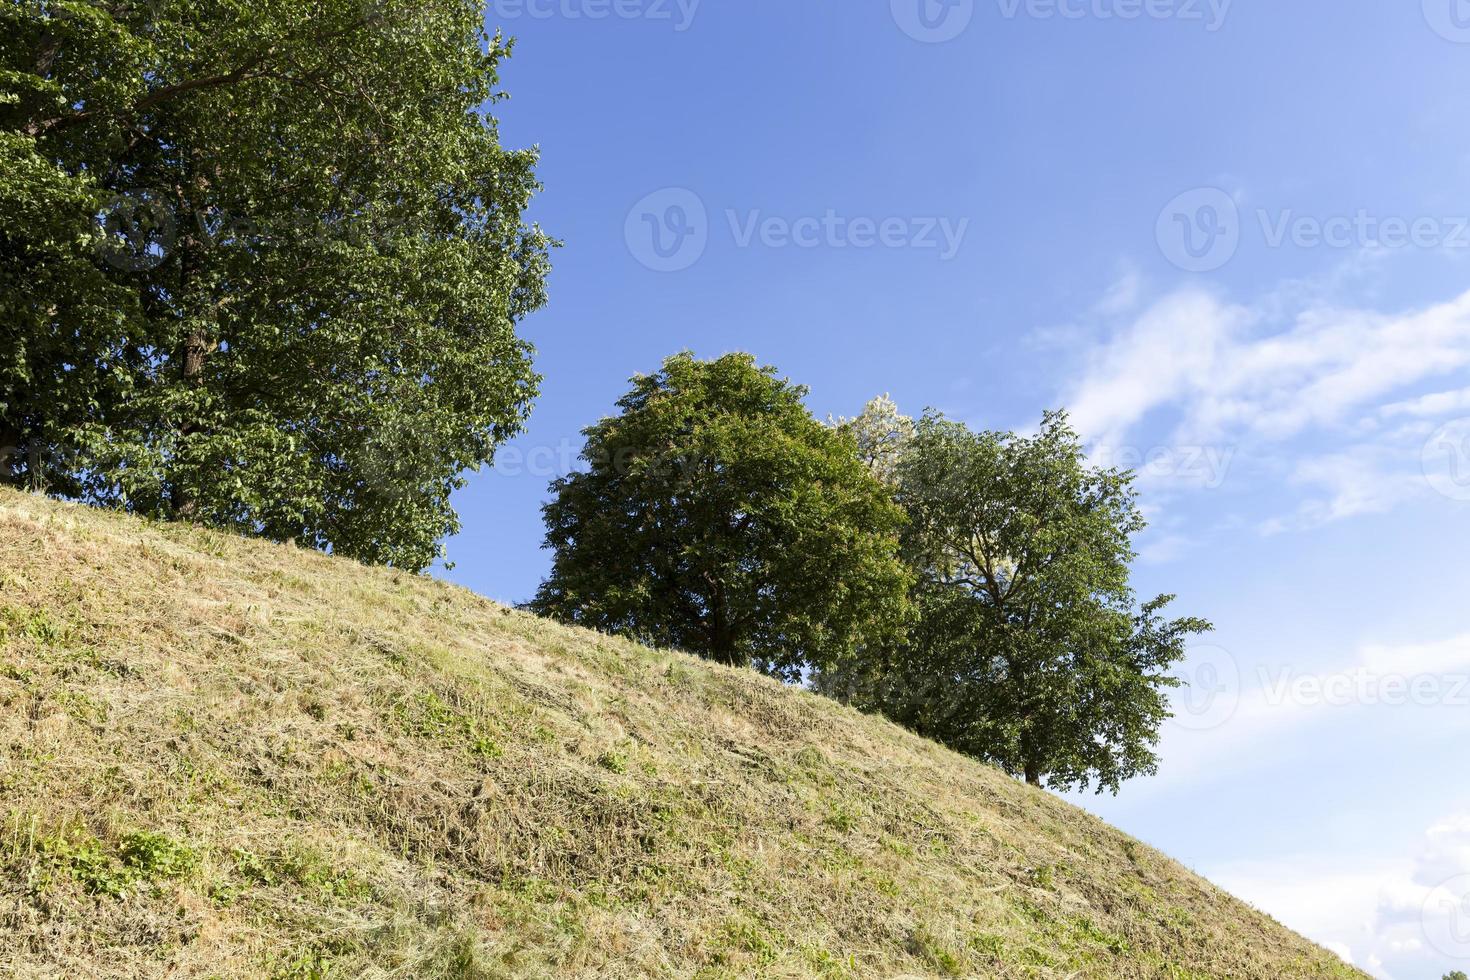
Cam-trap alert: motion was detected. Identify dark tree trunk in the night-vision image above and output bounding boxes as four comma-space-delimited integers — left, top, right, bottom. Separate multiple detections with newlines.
0, 419, 22, 486
26, 441, 45, 492
170, 328, 210, 521
1024, 764, 1042, 788
706, 576, 742, 668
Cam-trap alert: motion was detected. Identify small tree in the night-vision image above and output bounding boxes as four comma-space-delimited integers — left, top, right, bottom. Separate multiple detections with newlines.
830, 410, 1211, 794
530, 352, 912, 679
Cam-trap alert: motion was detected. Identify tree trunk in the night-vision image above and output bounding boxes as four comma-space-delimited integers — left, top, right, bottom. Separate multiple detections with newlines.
170, 328, 210, 521
706, 577, 742, 668
0, 419, 21, 486
1024, 764, 1042, 788
26, 441, 45, 492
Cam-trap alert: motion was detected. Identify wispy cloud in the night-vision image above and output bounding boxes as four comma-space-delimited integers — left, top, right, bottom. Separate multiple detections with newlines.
1381, 385, 1470, 419
1150, 631, 1470, 793
1206, 811, 1470, 980
1055, 275, 1470, 534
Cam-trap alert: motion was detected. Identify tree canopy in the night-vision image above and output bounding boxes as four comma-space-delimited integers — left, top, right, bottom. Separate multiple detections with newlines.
530, 352, 913, 680
2, 0, 551, 569
822, 407, 1212, 794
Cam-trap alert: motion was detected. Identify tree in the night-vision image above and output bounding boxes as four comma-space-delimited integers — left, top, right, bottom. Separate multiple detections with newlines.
2, 0, 551, 569
1444, 972, 1469, 980
530, 352, 912, 679
825, 410, 1211, 794
832, 394, 914, 487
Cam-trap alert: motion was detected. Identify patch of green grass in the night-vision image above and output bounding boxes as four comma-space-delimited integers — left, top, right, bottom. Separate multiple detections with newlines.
23, 826, 196, 898
717, 913, 783, 967
909, 925, 966, 976
53, 688, 107, 725
119, 831, 198, 880
824, 804, 856, 832
233, 842, 371, 903
391, 690, 503, 758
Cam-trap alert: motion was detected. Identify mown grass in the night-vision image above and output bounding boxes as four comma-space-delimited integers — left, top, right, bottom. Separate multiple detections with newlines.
0, 488, 1366, 979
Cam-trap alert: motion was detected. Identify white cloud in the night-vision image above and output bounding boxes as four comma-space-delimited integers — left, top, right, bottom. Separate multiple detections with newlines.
1149, 631, 1470, 792
1092, 264, 1144, 317
1359, 634, 1470, 680
1381, 385, 1470, 419
1208, 856, 1402, 976
1413, 815, 1470, 887
1206, 814, 1470, 980
1261, 445, 1427, 534
1058, 280, 1470, 530
1136, 531, 1194, 564
1066, 287, 1248, 450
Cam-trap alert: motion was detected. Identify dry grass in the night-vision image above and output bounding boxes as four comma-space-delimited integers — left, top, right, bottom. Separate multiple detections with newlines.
0, 488, 1364, 979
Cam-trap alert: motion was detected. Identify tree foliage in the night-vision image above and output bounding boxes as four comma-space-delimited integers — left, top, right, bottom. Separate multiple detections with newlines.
530, 352, 913, 679
823, 409, 1212, 794
2, 0, 551, 569
833, 393, 913, 487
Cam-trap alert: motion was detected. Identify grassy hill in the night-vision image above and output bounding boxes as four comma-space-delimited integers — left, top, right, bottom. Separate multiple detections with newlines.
0, 488, 1363, 979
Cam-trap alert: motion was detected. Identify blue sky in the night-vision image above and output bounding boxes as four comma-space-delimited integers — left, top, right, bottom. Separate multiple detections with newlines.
441, 2, 1470, 974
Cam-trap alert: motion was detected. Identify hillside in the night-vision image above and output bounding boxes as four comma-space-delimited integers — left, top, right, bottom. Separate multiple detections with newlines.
0, 488, 1362, 979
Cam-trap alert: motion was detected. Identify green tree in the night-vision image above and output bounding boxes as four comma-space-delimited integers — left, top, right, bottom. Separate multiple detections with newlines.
2, 0, 551, 569
826, 410, 1211, 794
530, 352, 913, 679
1444, 972, 1469, 980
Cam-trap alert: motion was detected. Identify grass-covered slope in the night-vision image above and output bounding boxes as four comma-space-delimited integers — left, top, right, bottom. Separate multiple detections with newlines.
0, 489, 1360, 979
